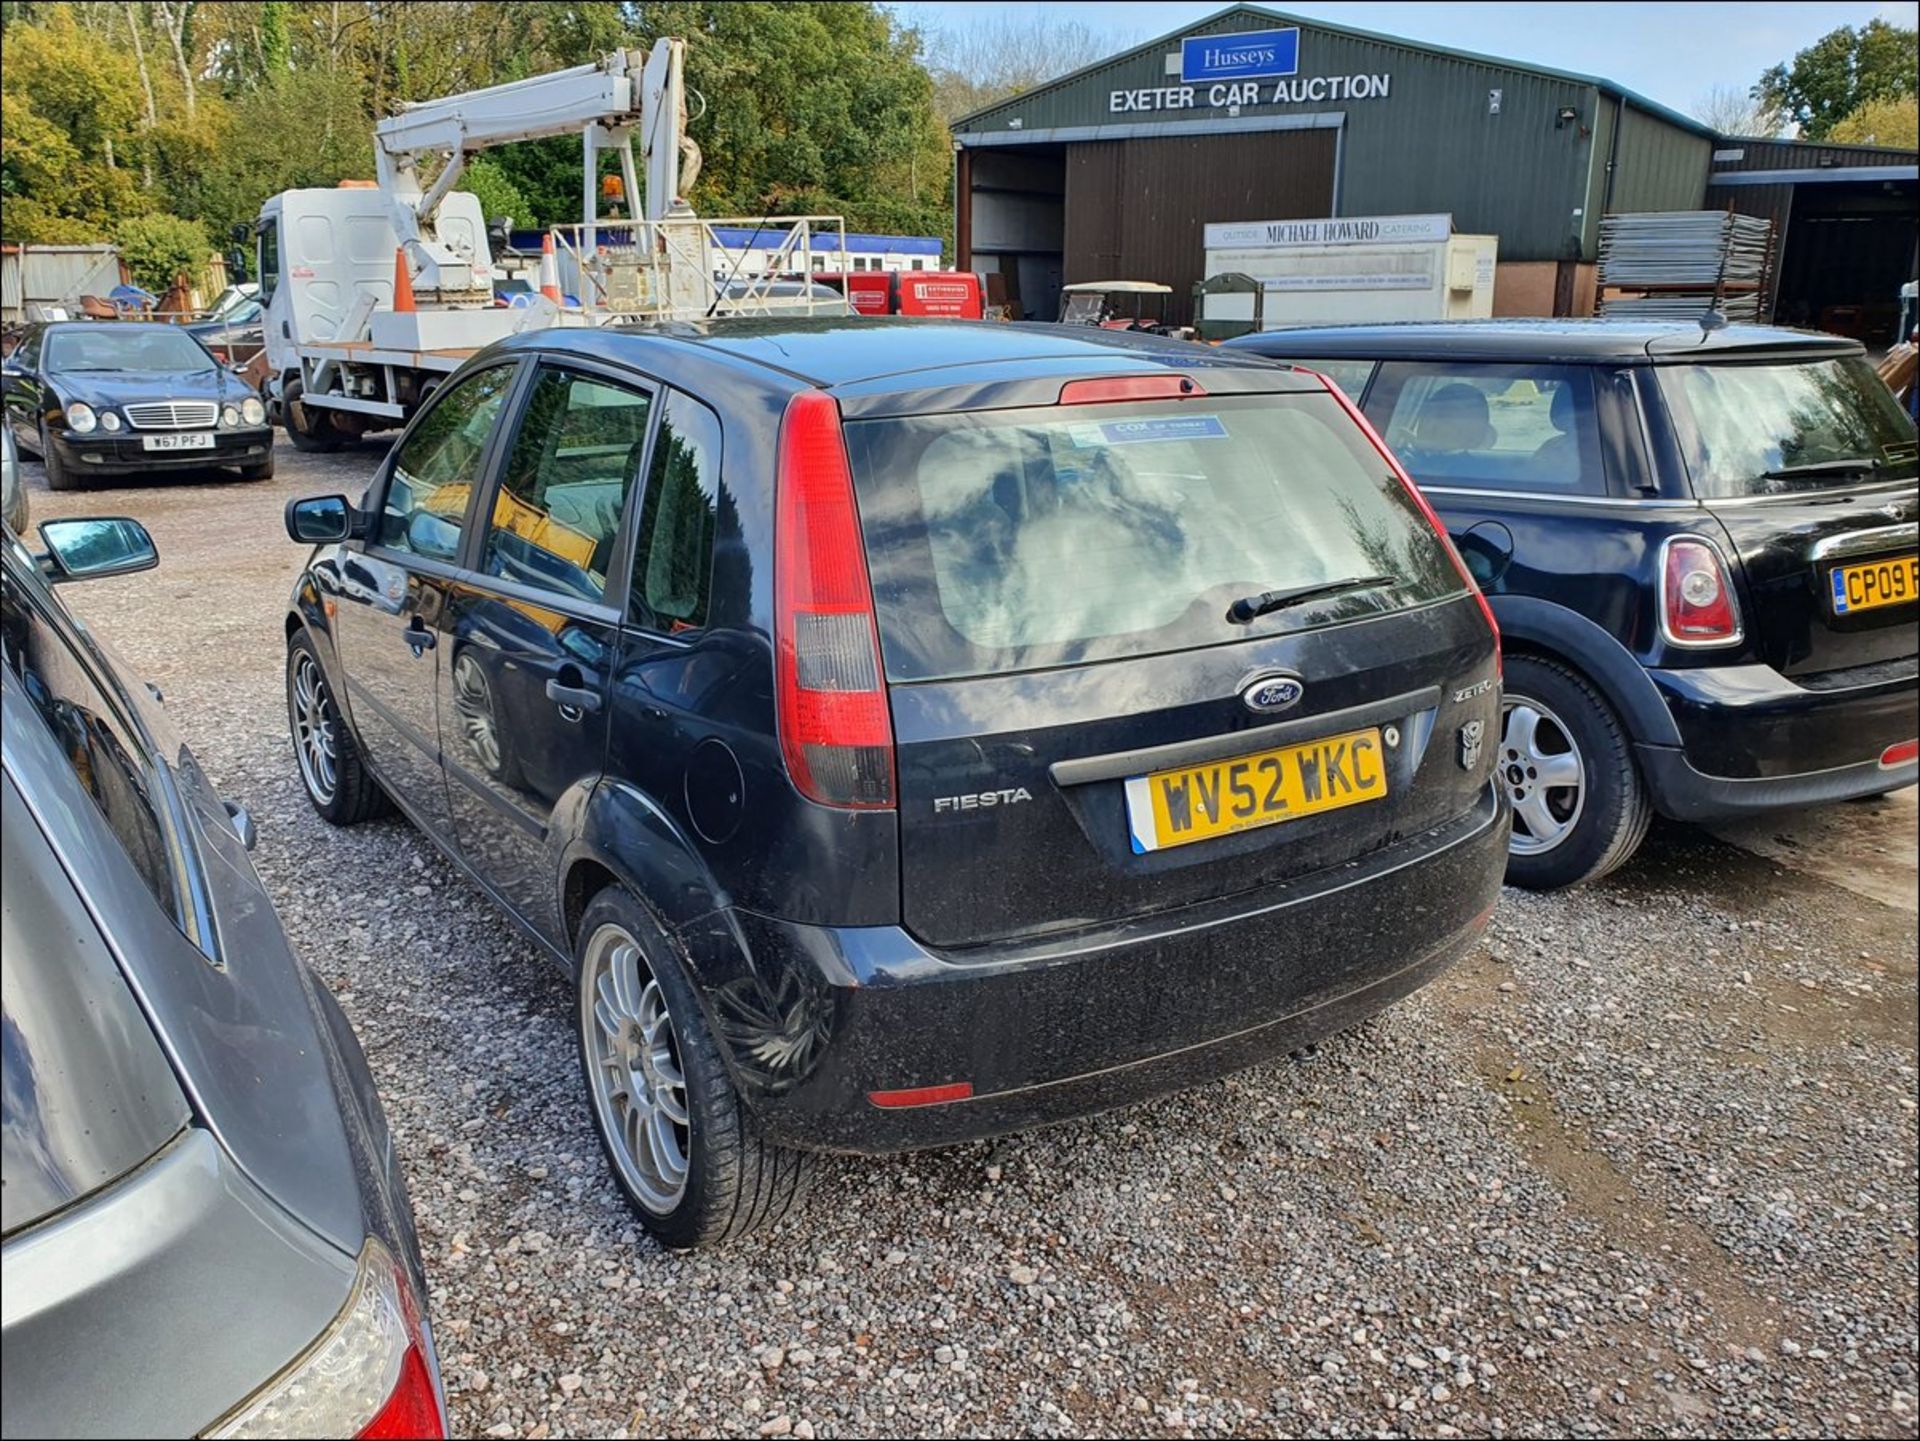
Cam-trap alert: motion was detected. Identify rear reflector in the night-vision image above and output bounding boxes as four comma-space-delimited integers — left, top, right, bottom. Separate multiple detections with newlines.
869, 1081, 974, 1109
775, 391, 896, 809
1881, 739, 1919, 769
1059, 375, 1206, 405
1660, 536, 1743, 646
1315, 375, 1501, 676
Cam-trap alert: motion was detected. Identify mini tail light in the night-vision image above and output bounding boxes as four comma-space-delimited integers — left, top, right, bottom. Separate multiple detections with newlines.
774, 390, 895, 809
208, 1238, 446, 1439
1881, 739, 1918, 769
1314, 375, 1501, 676
1660, 537, 1742, 646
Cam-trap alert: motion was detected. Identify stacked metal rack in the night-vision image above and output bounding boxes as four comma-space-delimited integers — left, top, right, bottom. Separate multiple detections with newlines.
1596, 211, 1775, 322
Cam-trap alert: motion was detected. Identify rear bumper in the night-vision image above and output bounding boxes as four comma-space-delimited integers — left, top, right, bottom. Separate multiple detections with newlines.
50, 427, 273, 474
1637, 745, 1916, 821
712, 784, 1507, 1153
1648, 657, 1918, 781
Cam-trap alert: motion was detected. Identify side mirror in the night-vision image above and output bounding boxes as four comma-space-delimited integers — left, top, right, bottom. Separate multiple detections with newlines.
284, 494, 356, 544
36, 517, 158, 583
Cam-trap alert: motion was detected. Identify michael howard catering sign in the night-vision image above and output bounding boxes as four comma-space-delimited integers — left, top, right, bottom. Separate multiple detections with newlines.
1180, 28, 1300, 83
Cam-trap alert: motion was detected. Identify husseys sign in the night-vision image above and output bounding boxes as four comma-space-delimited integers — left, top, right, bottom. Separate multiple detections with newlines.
1111, 26, 1391, 113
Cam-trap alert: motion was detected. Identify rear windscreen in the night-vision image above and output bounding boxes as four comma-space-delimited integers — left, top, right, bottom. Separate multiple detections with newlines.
1658, 357, 1919, 499
845, 393, 1465, 682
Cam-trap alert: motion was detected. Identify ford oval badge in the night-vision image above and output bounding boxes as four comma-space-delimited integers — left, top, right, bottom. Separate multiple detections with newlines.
1241, 673, 1304, 714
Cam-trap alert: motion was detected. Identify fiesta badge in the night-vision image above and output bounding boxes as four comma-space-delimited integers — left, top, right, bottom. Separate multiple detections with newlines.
1240, 673, 1305, 714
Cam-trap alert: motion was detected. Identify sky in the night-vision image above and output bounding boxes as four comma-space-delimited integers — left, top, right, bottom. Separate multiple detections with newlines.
891, 0, 1920, 115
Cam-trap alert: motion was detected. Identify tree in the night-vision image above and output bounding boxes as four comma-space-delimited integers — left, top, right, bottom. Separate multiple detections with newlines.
114, 211, 211, 291
924, 13, 1127, 122
1828, 95, 1920, 149
1690, 83, 1780, 138
458, 158, 533, 230
1756, 18, 1918, 141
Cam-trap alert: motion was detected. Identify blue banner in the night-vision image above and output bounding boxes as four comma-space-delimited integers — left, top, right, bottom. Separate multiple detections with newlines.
1180, 28, 1299, 83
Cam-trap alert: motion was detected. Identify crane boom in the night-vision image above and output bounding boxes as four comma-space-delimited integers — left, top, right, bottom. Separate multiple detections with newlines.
372, 40, 697, 301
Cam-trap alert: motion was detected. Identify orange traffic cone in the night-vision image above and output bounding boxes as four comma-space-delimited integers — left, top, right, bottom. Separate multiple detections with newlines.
392, 247, 416, 312
539, 232, 562, 304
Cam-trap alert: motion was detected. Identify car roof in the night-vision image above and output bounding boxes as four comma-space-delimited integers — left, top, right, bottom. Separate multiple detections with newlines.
1225, 318, 1865, 363
492, 316, 1289, 391
1064, 281, 1173, 294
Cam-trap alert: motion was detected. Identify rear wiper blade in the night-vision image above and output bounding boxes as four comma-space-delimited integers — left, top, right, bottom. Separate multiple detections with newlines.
1758, 458, 1885, 480
1227, 574, 1397, 624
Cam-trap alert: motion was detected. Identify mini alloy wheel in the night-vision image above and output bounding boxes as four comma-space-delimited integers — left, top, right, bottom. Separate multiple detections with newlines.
1501, 696, 1585, 856
580, 922, 692, 1215
451, 652, 505, 777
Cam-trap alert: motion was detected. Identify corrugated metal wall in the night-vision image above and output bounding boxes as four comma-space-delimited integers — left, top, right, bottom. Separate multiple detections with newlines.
1064, 130, 1336, 324
955, 5, 1723, 264
1708, 137, 1918, 172
0, 246, 123, 323
1607, 104, 1715, 214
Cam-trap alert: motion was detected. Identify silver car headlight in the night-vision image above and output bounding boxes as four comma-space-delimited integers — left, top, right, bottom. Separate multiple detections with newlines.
65, 402, 97, 434
100, 411, 124, 432
242, 396, 266, 426
222, 405, 242, 428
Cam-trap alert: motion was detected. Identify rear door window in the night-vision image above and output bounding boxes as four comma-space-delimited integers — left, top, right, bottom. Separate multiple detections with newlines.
1368, 363, 1603, 493
845, 392, 1464, 681
483, 365, 653, 602
1656, 356, 1919, 499
380, 363, 517, 562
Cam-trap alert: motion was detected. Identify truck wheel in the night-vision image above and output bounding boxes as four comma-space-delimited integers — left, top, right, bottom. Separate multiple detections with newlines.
575, 887, 810, 1249
1499, 655, 1651, 890
40, 425, 81, 491
283, 380, 343, 453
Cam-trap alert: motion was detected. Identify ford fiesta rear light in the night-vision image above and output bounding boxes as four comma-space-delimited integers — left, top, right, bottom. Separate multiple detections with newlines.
774, 390, 896, 809
207, 1238, 445, 1439
1315, 375, 1501, 676
1659, 536, 1743, 647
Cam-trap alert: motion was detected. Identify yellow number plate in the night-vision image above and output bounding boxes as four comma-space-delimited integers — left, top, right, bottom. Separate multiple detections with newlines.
1125, 726, 1388, 854
1830, 554, 1918, 615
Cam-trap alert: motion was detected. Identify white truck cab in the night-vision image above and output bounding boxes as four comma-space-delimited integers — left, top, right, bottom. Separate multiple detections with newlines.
256, 186, 497, 447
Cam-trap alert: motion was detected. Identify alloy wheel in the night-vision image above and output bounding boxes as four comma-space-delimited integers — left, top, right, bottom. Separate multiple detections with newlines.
1501, 696, 1585, 856
581, 924, 691, 1214
291, 651, 339, 804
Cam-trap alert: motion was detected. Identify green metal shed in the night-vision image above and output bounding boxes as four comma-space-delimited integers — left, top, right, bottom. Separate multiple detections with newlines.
952, 3, 1716, 324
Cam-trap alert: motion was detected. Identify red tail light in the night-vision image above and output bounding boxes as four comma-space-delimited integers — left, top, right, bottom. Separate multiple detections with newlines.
1315, 374, 1501, 676
775, 390, 895, 809
1660, 537, 1743, 647
1880, 739, 1918, 769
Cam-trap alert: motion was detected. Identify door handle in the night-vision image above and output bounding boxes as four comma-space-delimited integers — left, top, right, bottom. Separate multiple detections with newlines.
545, 678, 603, 715
403, 621, 436, 655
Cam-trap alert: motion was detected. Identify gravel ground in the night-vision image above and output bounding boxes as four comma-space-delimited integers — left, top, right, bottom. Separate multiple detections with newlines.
19, 447, 1919, 1440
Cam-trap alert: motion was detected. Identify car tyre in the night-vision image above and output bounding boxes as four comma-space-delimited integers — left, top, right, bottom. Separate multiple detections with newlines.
287, 631, 391, 824
283, 379, 343, 453
40, 425, 81, 491
1499, 654, 1650, 890
575, 887, 809, 1249
238, 453, 276, 481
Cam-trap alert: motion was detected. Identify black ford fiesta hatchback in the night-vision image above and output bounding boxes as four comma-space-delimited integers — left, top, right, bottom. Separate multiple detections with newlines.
282, 319, 1507, 1247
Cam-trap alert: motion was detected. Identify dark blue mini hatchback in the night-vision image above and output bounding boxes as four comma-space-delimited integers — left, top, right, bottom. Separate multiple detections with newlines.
1229, 320, 1919, 890
283, 318, 1505, 1247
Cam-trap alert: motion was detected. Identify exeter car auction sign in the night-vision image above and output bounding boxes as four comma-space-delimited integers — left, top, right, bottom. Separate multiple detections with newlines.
1112, 26, 1393, 113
